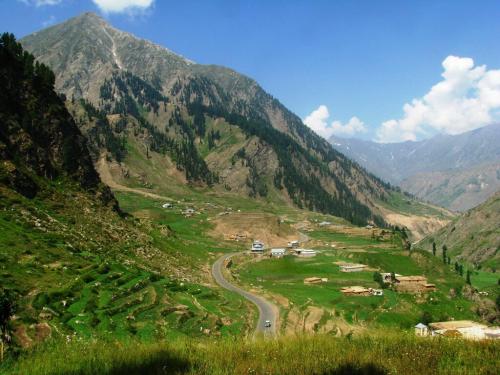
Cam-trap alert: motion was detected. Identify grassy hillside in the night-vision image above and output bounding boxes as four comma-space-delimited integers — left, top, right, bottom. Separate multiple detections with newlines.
417, 191, 500, 270
2, 334, 499, 375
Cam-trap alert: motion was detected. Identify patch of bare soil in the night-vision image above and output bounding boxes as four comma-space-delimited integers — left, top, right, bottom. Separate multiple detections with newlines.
382, 211, 450, 241
210, 212, 298, 247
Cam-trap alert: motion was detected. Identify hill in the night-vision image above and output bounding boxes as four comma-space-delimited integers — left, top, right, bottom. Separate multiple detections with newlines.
329, 124, 500, 211
19, 12, 449, 231
417, 191, 500, 270
0, 33, 254, 348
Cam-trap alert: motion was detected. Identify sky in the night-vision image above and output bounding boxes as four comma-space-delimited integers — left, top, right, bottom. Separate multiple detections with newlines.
2, 0, 500, 143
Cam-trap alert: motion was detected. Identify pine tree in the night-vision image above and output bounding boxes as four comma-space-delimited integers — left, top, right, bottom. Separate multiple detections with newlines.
432, 241, 436, 256
466, 270, 471, 285
442, 244, 447, 264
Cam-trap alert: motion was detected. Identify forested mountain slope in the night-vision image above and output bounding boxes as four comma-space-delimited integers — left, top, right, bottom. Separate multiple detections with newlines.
418, 191, 500, 269
19, 12, 449, 228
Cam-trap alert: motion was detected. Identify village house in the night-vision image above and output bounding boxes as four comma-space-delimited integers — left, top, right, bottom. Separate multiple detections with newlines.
304, 277, 328, 284
270, 248, 286, 258
341, 286, 371, 296
319, 221, 331, 227
339, 263, 368, 273
341, 286, 384, 296
414, 323, 429, 336
415, 321, 500, 340
162, 202, 173, 209
394, 275, 436, 293
225, 233, 247, 241
251, 240, 265, 253
287, 240, 300, 248
295, 248, 316, 257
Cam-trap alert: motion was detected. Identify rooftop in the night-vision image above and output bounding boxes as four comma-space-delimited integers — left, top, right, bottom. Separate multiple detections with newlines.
429, 320, 488, 331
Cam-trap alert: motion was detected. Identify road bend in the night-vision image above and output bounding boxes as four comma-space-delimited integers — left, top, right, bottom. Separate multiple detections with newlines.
212, 252, 278, 337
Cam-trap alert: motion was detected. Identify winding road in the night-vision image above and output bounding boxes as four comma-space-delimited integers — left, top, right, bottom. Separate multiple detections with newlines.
212, 252, 278, 337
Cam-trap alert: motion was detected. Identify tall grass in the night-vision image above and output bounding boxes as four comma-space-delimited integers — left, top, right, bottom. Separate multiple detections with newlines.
2, 332, 499, 375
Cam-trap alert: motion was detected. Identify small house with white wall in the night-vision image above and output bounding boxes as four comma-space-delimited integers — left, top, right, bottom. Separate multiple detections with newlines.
339, 263, 368, 272
251, 240, 265, 253
295, 248, 316, 257
415, 323, 429, 337
271, 248, 286, 258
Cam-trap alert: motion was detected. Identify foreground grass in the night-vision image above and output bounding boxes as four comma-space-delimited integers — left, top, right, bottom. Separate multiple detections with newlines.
3, 333, 499, 375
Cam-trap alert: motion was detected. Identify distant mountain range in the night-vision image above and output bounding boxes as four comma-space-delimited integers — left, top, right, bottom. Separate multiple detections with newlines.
18, 12, 450, 231
329, 124, 500, 211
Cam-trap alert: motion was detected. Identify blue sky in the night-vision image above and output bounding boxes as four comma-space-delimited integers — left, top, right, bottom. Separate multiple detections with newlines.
3, 0, 500, 142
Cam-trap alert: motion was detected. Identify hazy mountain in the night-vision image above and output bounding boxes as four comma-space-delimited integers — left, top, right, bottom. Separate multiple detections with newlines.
329, 124, 500, 211
417, 191, 500, 269
18, 12, 451, 230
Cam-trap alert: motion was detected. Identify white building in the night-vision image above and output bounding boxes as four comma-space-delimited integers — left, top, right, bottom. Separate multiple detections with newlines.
339, 264, 367, 272
271, 248, 286, 258
287, 240, 300, 248
295, 248, 316, 257
251, 240, 265, 253
415, 323, 429, 337
419, 321, 500, 340
162, 202, 173, 208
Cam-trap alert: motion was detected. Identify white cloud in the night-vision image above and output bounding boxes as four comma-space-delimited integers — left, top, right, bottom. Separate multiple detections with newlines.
92, 0, 155, 14
331, 117, 367, 137
18, 0, 63, 6
376, 55, 500, 143
303, 105, 366, 139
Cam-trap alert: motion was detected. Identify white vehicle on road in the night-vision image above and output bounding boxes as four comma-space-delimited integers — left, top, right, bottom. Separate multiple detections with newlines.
264, 320, 271, 328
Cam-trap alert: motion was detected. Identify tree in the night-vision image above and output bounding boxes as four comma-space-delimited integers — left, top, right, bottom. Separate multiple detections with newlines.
447, 256, 451, 265
420, 311, 433, 325
442, 244, 447, 264
454, 261, 459, 272
459, 264, 464, 276
466, 270, 472, 285
373, 272, 385, 288
432, 241, 436, 256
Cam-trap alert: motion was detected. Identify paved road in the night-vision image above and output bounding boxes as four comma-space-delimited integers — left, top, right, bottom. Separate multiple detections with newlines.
212, 252, 277, 337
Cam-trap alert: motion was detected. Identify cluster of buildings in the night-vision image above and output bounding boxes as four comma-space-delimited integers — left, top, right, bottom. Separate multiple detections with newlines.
415, 320, 500, 340
250, 240, 317, 258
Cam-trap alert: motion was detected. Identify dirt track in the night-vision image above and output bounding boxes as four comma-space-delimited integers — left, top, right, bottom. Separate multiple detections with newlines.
96, 157, 173, 202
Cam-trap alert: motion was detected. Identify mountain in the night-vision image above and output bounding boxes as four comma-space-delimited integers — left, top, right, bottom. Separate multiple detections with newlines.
329, 125, 500, 211
417, 191, 500, 270
18, 12, 450, 231
0, 33, 251, 346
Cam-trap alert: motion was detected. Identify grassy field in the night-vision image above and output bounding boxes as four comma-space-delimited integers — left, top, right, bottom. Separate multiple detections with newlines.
234, 225, 482, 333
0, 183, 254, 350
2, 333, 499, 375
